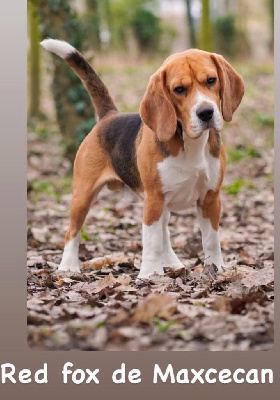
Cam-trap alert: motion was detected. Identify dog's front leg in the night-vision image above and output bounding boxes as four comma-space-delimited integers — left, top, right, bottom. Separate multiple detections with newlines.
197, 192, 225, 273
162, 210, 185, 269
138, 194, 165, 278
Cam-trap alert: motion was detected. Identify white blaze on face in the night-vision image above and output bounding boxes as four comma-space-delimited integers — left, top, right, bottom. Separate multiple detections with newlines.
190, 90, 223, 136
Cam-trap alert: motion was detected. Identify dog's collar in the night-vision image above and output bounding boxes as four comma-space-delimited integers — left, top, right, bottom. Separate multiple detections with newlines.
176, 121, 183, 138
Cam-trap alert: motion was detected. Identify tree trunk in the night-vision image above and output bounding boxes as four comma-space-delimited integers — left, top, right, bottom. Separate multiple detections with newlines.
186, 0, 196, 48
85, 0, 101, 50
28, 0, 41, 118
38, 0, 96, 162
199, 0, 212, 52
268, 0, 274, 51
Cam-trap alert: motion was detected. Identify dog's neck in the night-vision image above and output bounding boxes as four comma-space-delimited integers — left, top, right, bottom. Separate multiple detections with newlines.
182, 129, 210, 155
175, 120, 210, 155
175, 120, 183, 138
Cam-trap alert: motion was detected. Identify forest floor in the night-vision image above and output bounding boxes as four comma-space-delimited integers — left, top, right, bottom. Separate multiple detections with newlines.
27, 57, 274, 351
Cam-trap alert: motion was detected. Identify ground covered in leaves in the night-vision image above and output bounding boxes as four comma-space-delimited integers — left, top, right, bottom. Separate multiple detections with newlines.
27, 58, 274, 351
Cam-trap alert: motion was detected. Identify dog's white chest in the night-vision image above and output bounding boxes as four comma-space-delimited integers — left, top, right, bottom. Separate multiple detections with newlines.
157, 131, 220, 211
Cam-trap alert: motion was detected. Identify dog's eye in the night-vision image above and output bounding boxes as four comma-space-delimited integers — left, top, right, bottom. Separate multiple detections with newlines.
174, 86, 187, 95
206, 77, 217, 86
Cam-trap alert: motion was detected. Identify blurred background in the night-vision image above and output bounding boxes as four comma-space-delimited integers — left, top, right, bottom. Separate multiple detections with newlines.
28, 0, 274, 161
27, 0, 274, 260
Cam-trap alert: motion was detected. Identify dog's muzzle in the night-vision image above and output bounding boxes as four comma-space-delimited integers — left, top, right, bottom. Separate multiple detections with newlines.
196, 106, 214, 122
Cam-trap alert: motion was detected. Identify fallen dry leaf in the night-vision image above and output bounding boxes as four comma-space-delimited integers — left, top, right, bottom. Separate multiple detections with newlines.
133, 293, 176, 323
83, 254, 133, 270
241, 265, 274, 289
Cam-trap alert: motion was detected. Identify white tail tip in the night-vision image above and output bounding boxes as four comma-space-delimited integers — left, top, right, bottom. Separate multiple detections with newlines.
40, 39, 76, 59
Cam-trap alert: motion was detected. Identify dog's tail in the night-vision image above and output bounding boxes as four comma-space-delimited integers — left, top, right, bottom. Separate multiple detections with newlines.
40, 39, 118, 119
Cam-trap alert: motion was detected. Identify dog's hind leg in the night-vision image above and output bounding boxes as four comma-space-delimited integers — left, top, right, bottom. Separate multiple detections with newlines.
58, 132, 117, 273
58, 179, 102, 273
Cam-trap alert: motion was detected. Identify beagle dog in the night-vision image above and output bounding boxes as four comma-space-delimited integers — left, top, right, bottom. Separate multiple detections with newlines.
41, 39, 244, 278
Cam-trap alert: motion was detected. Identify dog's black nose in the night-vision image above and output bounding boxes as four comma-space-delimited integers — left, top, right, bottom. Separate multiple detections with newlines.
196, 106, 214, 122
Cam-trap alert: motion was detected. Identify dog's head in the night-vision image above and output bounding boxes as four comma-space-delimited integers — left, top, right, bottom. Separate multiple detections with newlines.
140, 49, 245, 141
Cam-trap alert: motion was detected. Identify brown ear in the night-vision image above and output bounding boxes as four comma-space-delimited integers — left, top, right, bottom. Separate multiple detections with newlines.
140, 69, 177, 142
211, 54, 245, 122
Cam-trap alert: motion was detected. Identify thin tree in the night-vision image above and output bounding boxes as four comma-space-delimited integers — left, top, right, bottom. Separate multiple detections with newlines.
199, 0, 212, 52
28, 0, 41, 118
84, 0, 101, 50
186, 0, 196, 48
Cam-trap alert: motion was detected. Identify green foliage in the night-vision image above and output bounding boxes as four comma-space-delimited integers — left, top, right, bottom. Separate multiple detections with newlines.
131, 7, 161, 50
92, 231, 99, 242
81, 227, 89, 241
224, 178, 256, 195
76, 117, 96, 145
267, 0, 274, 49
227, 145, 261, 164
109, 0, 163, 52
29, 177, 72, 201
254, 114, 274, 128
28, 118, 54, 141
30, 179, 58, 198
194, 301, 205, 307
153, 318, 175, 332
265, 173, 273, 182
214, 14, 236, 57
83, 0, 102, 49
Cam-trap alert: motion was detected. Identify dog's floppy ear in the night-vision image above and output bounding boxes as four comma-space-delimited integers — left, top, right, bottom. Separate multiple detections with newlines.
140, 69, 177, 142
211, 54, 245, 122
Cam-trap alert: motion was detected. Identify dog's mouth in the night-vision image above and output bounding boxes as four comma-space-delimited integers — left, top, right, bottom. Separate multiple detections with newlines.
177, 118, 221, 140
188, 118, 222, 139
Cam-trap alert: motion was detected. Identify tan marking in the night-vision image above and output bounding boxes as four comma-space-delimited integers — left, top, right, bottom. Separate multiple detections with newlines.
107, 180, 124, 191
143, 192, 165, 226
200, 190, 221, 231
218, 142, 226, 188
156, 134, 184, 158
198, 140, 226, 231
168, 135, 184, 156
208, 129, 221, 158
211, 54, 245, 122
137, 125, 166, 225
140, 70, 177, 142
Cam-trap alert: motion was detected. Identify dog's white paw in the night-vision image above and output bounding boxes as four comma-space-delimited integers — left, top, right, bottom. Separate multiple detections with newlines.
162, 251, 185, 270
204, 254, 226, 273
58, 235, 81, 273
138, 260, 164, 279
58, 263, 81, 273
58, 253, 81, 273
